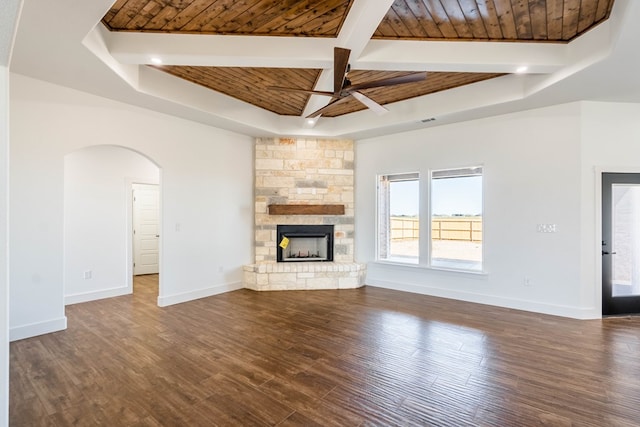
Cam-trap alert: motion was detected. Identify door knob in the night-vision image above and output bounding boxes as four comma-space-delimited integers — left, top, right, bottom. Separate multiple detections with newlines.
602, 251, 617, 255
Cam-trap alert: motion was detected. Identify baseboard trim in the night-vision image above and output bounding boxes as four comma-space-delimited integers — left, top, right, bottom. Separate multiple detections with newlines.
366, 279, 600, 320
10, 316, 68, 342
65, 286, 131, 305
157, 281, 243, 307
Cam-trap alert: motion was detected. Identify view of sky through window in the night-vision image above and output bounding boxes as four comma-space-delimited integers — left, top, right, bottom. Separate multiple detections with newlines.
390, 177, 482, 216
432, 176, 482, 216
390, 181, 419, 216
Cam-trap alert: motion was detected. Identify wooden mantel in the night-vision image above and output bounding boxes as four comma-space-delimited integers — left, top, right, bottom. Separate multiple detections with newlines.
268, 204, 345, 215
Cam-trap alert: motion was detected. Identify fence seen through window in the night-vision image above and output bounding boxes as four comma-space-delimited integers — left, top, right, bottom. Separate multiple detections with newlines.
431, 166, 483, 271
378, 172, 419, 263
378, 167, 483, 272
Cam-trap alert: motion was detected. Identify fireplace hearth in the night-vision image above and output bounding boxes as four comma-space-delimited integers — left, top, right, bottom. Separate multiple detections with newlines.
277, 225, 334, 262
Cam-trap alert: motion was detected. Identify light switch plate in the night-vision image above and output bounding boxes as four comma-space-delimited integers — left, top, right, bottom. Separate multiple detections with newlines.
537, 224, 557, 233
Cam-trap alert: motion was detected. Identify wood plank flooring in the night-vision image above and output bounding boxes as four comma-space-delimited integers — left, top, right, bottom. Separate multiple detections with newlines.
10, 275, 640, 426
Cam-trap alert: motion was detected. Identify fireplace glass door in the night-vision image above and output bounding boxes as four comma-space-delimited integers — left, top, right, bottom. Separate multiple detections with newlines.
277, 225, 334, 262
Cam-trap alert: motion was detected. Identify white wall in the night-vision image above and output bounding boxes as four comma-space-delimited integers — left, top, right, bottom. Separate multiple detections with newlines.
579, 101, 640, 314
9, 73, 254, 340
0, 65, 10, 427
64, 146, 159, 304
2, 1, 23, 423
356, 103, 594, 318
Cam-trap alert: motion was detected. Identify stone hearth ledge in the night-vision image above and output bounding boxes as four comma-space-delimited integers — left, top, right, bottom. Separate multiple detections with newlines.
243, 262, 366, 291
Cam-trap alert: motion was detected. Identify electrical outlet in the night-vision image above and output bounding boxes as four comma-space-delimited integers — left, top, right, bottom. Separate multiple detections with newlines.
524, 277, 532, 287
83, 270, 92, 279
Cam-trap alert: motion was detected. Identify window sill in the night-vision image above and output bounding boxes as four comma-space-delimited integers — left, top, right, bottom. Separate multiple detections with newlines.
373, 260, 488, 278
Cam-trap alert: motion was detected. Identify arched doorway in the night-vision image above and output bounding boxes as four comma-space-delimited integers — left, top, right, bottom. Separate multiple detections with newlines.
63, 145, 160, 304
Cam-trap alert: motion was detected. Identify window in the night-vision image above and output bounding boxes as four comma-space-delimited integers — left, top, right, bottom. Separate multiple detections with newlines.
378, 173, 419, 264
376, 167, 483, 272
430, 167, 483, 271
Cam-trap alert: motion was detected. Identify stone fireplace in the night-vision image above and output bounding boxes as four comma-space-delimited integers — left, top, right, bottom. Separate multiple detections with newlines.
243, 137, 365, 291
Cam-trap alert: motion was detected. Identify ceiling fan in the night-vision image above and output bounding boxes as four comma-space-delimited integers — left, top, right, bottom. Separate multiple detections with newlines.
269, 47, 427, 118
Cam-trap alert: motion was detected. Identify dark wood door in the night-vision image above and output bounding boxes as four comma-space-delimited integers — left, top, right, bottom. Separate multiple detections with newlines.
602, 173, 640, 315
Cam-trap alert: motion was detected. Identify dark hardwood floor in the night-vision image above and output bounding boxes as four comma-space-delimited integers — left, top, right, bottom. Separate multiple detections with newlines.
10, 275, 640, 426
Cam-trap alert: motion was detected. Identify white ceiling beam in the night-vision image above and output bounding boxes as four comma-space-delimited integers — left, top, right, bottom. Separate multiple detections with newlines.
303, 0, 395, 117
357, 39, 568, 74
108, 32, 334, 68
336, 0, 396, 56
106, 29, 570, 74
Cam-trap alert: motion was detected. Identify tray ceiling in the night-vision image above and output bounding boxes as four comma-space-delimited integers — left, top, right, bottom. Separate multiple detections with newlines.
101, 0, 615, 118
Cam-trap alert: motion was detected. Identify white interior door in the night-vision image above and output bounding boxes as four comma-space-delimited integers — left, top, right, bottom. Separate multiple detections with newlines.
133, 183, 159, 275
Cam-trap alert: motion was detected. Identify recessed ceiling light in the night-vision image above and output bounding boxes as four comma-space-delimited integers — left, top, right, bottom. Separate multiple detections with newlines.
516, 66, 528, 74
150, 57, 163, 65
304, 117, 319, 128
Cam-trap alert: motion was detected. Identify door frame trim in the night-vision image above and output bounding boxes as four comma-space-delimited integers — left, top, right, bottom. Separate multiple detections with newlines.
126, 178, 161, 296
595, 166, 640, 317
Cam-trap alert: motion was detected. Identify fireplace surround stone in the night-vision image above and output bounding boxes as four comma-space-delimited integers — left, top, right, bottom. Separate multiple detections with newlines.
243, 137, 365, 291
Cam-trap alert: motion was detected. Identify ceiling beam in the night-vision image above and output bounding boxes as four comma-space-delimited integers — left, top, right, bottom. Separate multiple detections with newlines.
106, 31, 568, 74
357, 40, 567, 74
336, 0, 396, 57
303, 0, 395, 117
107, 33, 333, 68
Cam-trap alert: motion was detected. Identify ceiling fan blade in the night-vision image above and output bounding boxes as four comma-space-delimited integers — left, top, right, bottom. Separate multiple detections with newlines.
334, 47, 351, 95
268, 86, 334, 97
306, 96, 353, 119
351, 91, 389, 115
346, 72, 427, 92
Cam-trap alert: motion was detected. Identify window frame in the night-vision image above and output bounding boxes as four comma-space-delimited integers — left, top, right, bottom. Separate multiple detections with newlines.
376, 172, 420, 264
428, 165, 484, 272
375, 165, 485, 274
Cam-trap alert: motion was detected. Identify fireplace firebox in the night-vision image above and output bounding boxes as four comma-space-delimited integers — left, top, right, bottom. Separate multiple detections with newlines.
277, 225, 334, 262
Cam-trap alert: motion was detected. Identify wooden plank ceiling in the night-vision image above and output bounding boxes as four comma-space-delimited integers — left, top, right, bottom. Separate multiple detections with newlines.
374, 0, 615, 41
154, 66, 323, 116
103, 0, 354, 36
103, 0, 615, 117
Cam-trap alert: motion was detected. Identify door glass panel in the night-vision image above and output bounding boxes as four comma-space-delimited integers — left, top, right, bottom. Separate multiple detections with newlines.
612, 184, 640, 297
